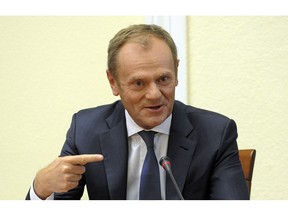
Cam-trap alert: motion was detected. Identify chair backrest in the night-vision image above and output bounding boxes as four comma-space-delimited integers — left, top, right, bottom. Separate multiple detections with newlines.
239, 149, 256, 198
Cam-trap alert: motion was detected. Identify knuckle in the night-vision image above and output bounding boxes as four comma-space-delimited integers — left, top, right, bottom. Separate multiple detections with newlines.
60, 165, 70, 173
67, 182, 78, 190
80, 166, 86, 174
75, 174, 82, 181
60, 183, 77, 192
80, 157, 85, 164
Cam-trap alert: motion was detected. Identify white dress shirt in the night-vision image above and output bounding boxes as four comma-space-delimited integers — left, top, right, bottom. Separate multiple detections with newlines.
30, 110, 171, 200
125, 110, 171, 200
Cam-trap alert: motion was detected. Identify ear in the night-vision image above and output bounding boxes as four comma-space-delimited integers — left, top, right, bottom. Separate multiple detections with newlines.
106, 69, 120, 96
175, 59, 180, 86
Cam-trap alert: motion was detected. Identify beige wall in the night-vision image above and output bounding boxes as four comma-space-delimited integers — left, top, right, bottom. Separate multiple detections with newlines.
0, 16, 145, 199
0, 16, 287, 200
187, 16, 288, 200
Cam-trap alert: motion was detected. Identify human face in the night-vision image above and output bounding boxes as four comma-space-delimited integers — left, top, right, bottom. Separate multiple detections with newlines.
107, 37, 178, 129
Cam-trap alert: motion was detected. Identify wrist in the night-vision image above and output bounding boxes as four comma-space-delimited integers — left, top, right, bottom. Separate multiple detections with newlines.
33, 170, 53, 200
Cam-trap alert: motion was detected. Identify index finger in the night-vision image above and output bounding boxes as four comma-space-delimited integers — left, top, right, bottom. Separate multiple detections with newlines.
63, 154, 104, 165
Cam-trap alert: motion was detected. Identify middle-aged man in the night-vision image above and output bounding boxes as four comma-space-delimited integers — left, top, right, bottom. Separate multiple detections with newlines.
26, 24, 249, 200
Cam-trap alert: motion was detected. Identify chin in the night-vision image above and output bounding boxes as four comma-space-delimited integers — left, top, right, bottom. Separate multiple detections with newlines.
144, 118, 166, 129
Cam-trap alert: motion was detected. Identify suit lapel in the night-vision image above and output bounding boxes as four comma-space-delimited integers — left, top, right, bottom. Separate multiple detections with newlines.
99, 102, 128, 200
166, 102, 198, 200
98, 101, 197, 200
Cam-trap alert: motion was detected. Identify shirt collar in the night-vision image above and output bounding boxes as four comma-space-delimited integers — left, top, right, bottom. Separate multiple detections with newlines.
125, 109, 172, 137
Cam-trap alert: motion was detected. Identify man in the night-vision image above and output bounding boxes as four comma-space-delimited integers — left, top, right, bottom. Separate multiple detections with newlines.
26, 24, 249, 200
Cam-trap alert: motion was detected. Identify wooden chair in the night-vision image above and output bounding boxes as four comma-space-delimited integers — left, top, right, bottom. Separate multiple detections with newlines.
239, 149, 256, 198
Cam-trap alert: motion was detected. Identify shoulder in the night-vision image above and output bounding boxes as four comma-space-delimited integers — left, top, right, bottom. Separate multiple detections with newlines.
174, 100, 235, 128
76, 100, 121, 116
72, 100, 124, 126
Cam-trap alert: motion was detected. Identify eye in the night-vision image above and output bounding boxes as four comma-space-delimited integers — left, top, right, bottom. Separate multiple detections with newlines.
134, 80, 144, 87
161, 76, 169, 82
158, 75, 171, 84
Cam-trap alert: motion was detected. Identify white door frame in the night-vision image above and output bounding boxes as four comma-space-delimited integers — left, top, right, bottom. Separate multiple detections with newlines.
145, 16, 187, 103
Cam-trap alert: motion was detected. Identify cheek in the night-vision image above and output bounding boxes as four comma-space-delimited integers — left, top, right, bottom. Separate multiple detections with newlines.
120, 91, 140, 106
162, 86, 176, 99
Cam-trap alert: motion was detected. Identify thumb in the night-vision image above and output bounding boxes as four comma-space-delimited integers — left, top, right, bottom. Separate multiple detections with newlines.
63, 154, 104, 165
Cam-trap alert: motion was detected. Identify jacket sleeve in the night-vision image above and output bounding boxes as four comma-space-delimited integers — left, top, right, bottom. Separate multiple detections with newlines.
55, 114, 85, 200
24, 114, 85, 200
209, 119, 249, 200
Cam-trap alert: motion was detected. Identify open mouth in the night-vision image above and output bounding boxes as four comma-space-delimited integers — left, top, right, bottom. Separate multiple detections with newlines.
148, 105, 162, 110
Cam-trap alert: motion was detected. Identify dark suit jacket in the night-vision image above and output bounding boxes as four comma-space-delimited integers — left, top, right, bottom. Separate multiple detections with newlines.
26, 100, 249, 200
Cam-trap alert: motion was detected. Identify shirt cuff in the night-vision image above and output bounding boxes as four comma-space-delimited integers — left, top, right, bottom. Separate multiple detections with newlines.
30, 181, 54, 200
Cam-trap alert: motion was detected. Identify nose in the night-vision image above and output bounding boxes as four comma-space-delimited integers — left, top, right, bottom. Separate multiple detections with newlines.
145, 82, 162, 99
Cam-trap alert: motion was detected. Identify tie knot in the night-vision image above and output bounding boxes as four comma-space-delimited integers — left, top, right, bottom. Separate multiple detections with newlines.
138, 130, 156, 148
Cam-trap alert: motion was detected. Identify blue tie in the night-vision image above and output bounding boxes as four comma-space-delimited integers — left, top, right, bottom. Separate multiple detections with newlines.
138, 130, 161, 200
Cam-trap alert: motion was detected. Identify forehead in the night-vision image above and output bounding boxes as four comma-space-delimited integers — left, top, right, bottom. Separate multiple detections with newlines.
116, 39, 175, 82
118, 37, 172, 61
